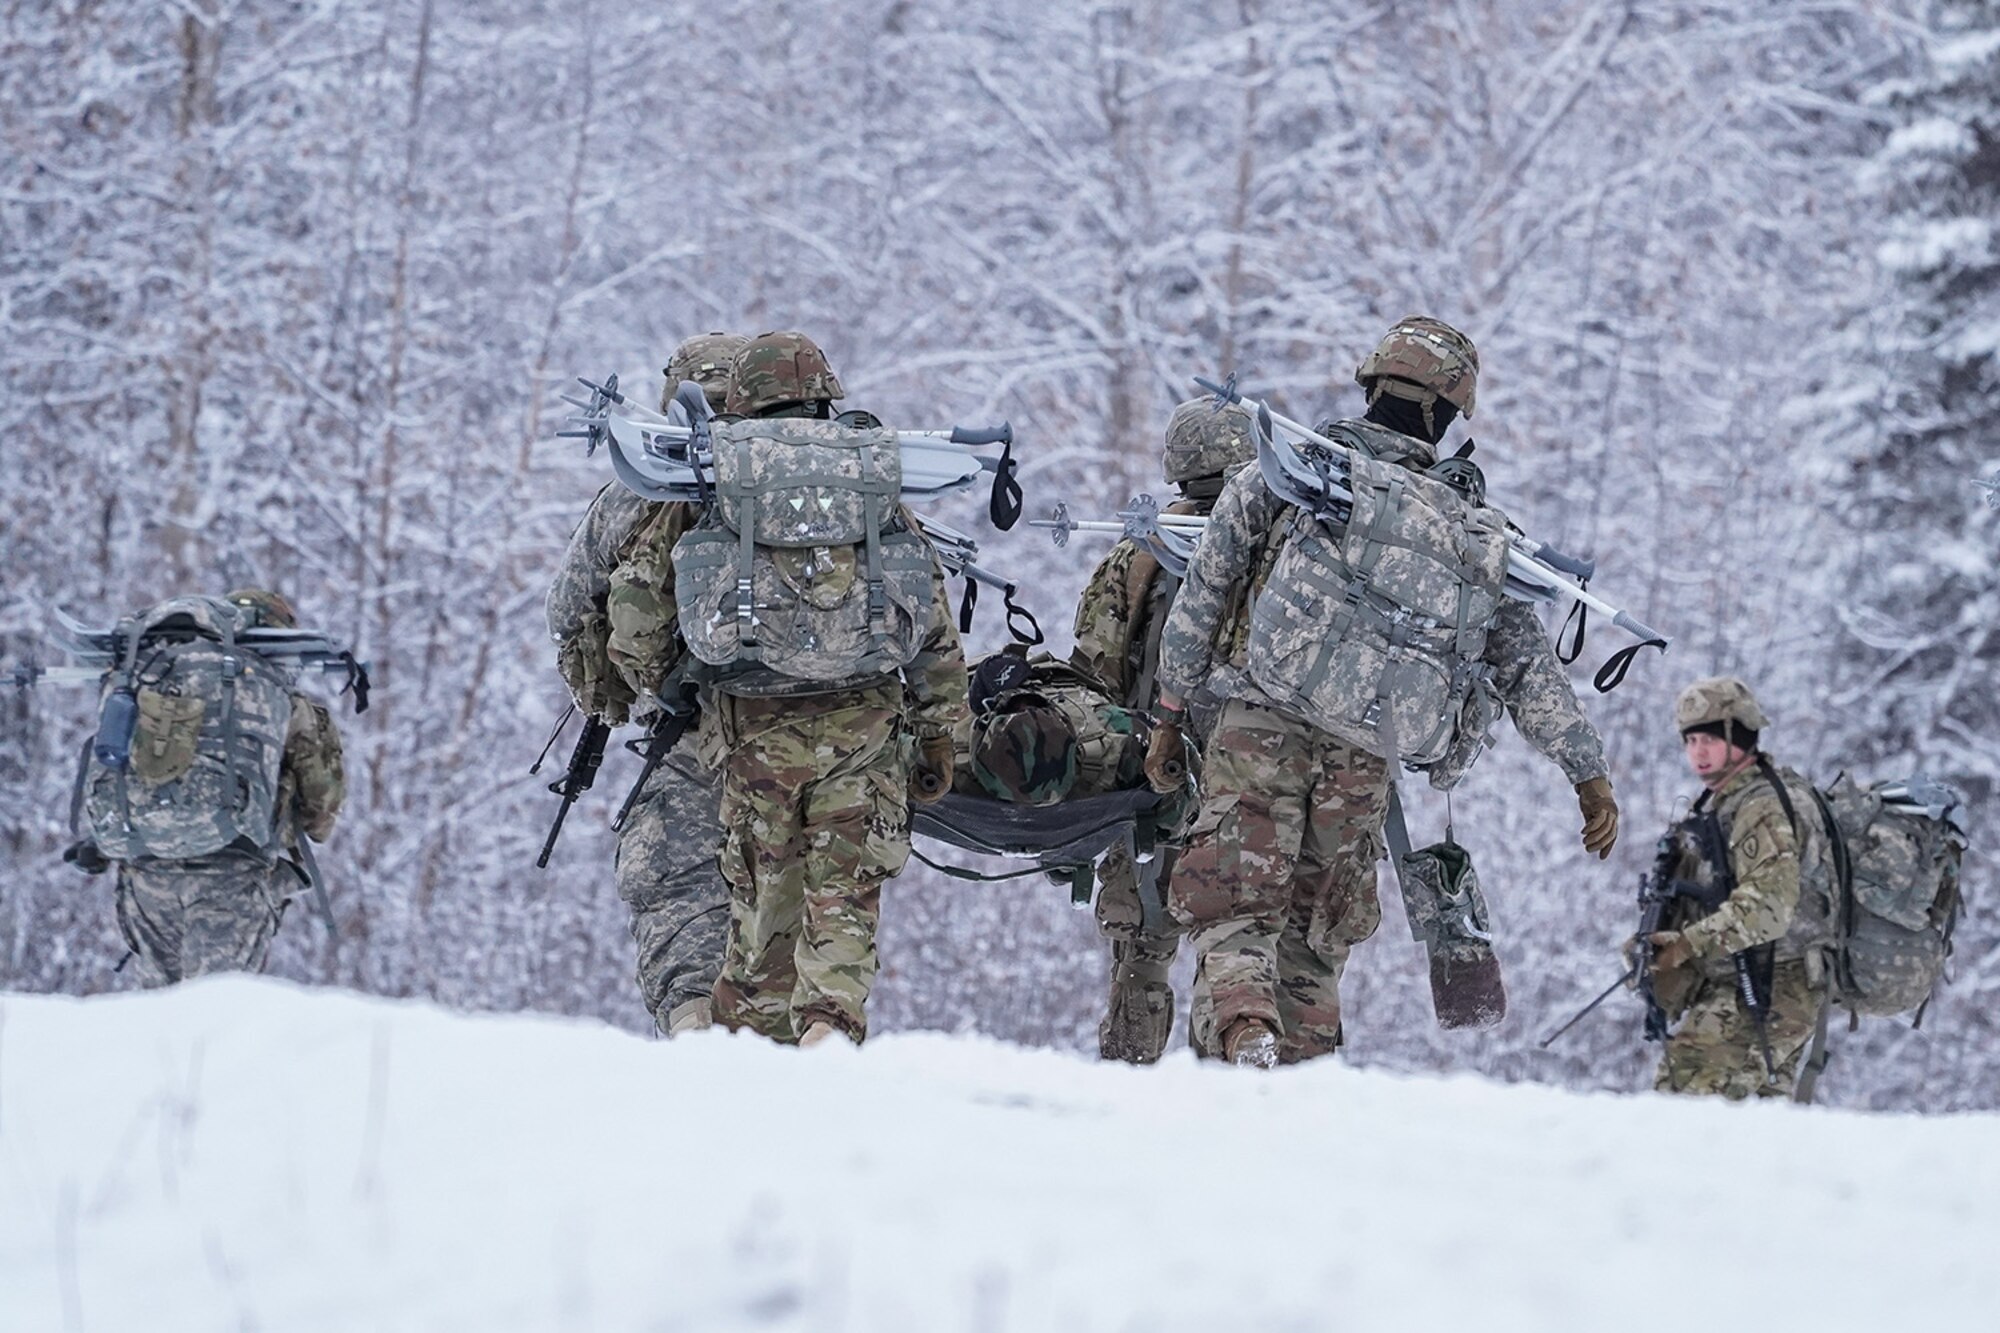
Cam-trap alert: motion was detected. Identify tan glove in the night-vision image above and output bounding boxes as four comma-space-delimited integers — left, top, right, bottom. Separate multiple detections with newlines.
1576, 776, 1619, 859
1143, 716, 1186, 793
910, 734, 954, 806
1648, 930, 1693, 976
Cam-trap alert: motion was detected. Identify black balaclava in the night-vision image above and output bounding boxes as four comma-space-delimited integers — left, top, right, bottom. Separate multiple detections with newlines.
1681, 720, 1760, 753
1175, 474, 1228, 505
1364, 386, 1458, 445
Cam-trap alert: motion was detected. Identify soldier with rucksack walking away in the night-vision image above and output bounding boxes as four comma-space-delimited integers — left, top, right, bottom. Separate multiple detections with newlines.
607, 331, 968, 1047
547, 331, 745, 1037
63, 589, 347, 986
1147, 317, 1620, 1067
1069, 395, 1256, 1062
1643, 678, 1832, 1099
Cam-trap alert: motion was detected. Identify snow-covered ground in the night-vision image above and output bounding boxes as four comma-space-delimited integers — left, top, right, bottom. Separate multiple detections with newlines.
2, 979, 1993, 1332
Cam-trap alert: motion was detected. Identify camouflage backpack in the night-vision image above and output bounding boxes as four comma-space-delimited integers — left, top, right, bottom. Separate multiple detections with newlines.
1245, 424, 1512, 776
673, 417, 936, 687
78, 596, 294, 862
1811, 774, 1966, 1018
955, 653, 1146, 805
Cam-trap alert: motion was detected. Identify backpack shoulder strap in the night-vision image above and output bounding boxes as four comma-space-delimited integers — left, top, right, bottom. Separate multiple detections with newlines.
1755, 755, 1801, 838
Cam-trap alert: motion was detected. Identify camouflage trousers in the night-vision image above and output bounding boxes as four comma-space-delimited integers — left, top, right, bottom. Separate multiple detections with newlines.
614, 744, 730, 1035
1170, 699, 1390, 1064
1094, 841, 1183, 1063
1656, 959, 1822, 1100
114, 854, 291, 987
708, 687, 911, 1044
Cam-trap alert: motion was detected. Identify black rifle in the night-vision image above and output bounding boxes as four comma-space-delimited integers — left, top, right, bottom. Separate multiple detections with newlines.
1541, 825, 1730, 1048
610, 687, 700, 835
1674, 804, 1776, 1078
536, 714, 611, 868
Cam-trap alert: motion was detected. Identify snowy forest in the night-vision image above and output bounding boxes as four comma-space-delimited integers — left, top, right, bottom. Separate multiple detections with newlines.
2, 0, 1995, 1113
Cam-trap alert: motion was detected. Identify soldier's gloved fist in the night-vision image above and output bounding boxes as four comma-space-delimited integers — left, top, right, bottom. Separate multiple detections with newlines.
1648, 930, 1693, 975
1575, 776, 1619, 859
910, 735, 954, 806
1143, 716, 1186, 794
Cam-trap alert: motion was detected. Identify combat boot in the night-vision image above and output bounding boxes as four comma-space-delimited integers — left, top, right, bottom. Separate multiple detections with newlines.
1222, 1018, 1279, 1069
1099, 962, 1173, 1064
798, 1020, 848, 1048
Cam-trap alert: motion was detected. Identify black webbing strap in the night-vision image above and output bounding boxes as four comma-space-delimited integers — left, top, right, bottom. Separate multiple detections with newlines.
1592, 636, 1665, 693
910, 845, 1060, 883
340, 651, 371, 713
1005, 588, 1043, 645
957, 579, 1045, 646
989, 439, 1022, 530
1557, 598, 1587, 665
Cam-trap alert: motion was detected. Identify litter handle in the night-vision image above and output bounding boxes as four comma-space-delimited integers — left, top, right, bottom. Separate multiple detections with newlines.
950, 423, 1013, 448
1532, 543, 1597, 583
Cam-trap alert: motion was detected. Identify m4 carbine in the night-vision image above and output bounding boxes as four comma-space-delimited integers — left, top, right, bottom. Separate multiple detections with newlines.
534, 708, 611, 869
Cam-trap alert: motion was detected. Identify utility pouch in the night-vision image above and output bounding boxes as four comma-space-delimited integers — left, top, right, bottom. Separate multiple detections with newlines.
1388, 785, 1506, 1030
131, 690, 206, 787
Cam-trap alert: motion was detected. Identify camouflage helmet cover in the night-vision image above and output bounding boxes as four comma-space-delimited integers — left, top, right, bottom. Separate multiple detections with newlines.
224, 587, 296, 629
662, 331, 748, 413
1356, 315, 1480, 418
1674, 676, 1769, 738
724, 330, 845, 416
1162, 395, 1257, 483
971, 697, 1078, 806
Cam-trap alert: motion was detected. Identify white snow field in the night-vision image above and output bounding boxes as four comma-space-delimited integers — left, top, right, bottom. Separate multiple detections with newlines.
2, 979, 1994, 1333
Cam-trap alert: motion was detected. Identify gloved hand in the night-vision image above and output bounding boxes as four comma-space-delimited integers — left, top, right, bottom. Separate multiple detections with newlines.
1143, 715, 1186, 793
910, 734, 954, 806
1576, 776, 1619, 859
1648, 930, 1693, 976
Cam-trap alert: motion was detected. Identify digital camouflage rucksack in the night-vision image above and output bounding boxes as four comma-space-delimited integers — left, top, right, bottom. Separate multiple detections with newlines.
672, 417, 936, 687
1245, 424, 1511, 775
1813, 774, 1966, 1018
78, 596, 295, 863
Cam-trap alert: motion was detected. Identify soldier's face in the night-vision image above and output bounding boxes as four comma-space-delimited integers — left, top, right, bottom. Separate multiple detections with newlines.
1683, 731, 1747, 783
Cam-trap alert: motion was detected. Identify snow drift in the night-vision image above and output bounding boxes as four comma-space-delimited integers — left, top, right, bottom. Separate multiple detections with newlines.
1, 978, 1993, 1332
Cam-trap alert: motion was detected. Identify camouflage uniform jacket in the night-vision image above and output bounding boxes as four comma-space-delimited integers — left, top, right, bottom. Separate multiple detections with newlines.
1669, 760, 1805, 970
1156, 421, 1608, 784
548, 483, 664, 723
607, 501, 967, 740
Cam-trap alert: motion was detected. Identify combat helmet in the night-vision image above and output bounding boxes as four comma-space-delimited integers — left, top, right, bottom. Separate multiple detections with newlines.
1162, 395, 1256, 484
224, 587, 296, 629
1674, 676, 1768, 751
662, 332, 747, 413
724, 330, 845, 417
1356, 316, 1480, 427
971, 699, 1078, 806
